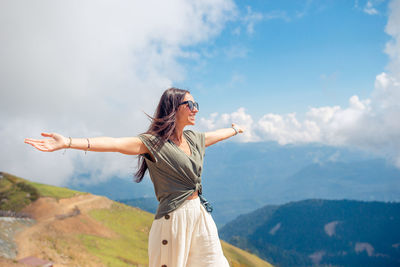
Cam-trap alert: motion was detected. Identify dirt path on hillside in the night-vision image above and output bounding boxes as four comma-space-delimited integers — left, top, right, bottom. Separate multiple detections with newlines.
14, 194, 115, 267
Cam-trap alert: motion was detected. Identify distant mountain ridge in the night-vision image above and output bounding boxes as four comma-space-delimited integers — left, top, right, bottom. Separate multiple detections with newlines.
277, 161, 399, 209
202, 142, 400, 226
67, 141, 400, 226
68, 175, 155, 200
118, 197, 158, 214
220, 199, 400, 267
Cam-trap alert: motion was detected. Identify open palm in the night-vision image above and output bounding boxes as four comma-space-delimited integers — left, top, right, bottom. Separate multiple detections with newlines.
24, 132, 67, 152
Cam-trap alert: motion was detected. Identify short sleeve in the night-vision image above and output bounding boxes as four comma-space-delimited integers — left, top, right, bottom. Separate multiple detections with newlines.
197, 131, 205, 156
184, 130, 205, 157
138, 134, 159, 163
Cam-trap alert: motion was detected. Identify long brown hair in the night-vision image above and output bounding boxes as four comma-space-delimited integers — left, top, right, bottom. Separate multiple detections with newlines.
135, 87, 190, 182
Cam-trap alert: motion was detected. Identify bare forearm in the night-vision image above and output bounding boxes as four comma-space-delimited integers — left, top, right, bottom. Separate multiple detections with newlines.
65, 137, 119, 152
25, 132, 147, 155
205, 128, 237, 147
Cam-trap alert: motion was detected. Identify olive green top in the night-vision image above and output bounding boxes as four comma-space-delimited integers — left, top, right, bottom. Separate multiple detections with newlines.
138, 130, 205, 219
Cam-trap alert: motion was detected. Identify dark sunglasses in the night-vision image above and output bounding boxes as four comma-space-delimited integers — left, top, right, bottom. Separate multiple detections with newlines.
179, 100, 199, 111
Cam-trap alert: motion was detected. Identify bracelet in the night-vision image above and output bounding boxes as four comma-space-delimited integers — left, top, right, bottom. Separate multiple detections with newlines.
85, 138, 90, 155
232, 125, 239, 135
63, 137, 72, 155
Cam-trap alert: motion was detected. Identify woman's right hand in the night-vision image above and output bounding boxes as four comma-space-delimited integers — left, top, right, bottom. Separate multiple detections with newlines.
24, 132, 68, 152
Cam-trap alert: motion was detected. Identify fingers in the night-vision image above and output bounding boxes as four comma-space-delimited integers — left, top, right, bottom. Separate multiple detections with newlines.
24, 139, 44, 144
24, 132, 55, 145
25, 141, 51, 152
24, 139, 37, 145
232, 123, 244, 133
41, 132, 53, 137
25, 133, 53, 143
24, 137, 57, 152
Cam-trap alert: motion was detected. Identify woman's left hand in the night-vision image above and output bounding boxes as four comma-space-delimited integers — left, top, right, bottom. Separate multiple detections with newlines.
205, 123, 244, 147
232, 123, 244, 134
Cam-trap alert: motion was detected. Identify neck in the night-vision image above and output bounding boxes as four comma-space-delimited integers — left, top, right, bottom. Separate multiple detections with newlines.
172, 123, 185, 143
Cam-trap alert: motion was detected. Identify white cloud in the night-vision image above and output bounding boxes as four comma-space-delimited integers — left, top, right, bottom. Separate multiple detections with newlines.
199, 0, 400, 167
296, 0, 313, 18
257, 112, 322, 145
0, 0, 236, 185
198, 108, 259, 142
243, 6, 264, 34
385, 0, 400, 76
201, 71, 400, 166
241, 6, 290, 35
364, 1, 379, 15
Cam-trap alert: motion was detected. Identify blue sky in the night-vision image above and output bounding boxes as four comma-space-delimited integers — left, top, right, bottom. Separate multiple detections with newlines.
177, 0, 389, 117
1, 0, 399, 185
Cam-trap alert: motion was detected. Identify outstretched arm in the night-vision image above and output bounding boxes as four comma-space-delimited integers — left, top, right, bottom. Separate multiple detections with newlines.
24, 132, 149, 155
205, 123, 244, 147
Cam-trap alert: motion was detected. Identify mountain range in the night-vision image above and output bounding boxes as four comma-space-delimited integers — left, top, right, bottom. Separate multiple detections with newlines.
220, 199, 400, 267
68, 141, 400, 226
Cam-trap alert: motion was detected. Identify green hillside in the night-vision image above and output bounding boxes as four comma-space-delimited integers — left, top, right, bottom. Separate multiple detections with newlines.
0, 171, 85, 210
0, 171, 272, 267
80, 202, 153, 266
0, 172, 40, 211
80, 202, 273, 267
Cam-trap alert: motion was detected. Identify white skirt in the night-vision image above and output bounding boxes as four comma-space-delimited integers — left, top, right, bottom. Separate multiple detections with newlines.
148, 197, 230, 267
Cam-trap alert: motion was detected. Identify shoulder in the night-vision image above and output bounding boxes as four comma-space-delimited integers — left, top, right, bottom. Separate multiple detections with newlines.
184, 130, 205, 148
138, 133, 154, 138
183, 129, 195, 137
138, 133, 159, 142
184, 130, 204, 139
137, 133, 162, 162
137, 133, 163, 150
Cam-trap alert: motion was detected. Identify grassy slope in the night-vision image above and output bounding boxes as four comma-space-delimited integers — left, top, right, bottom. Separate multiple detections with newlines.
82, 202, 273, 267
1, 172, 272, 267
0, 172, 40, 211
81, 202, 152, 267
222, 240, 274, 267
1, 172, 85, 201
24, 180, 86, 200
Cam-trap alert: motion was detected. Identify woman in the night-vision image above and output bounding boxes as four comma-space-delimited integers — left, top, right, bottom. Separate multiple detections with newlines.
25, 87, 243, 267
